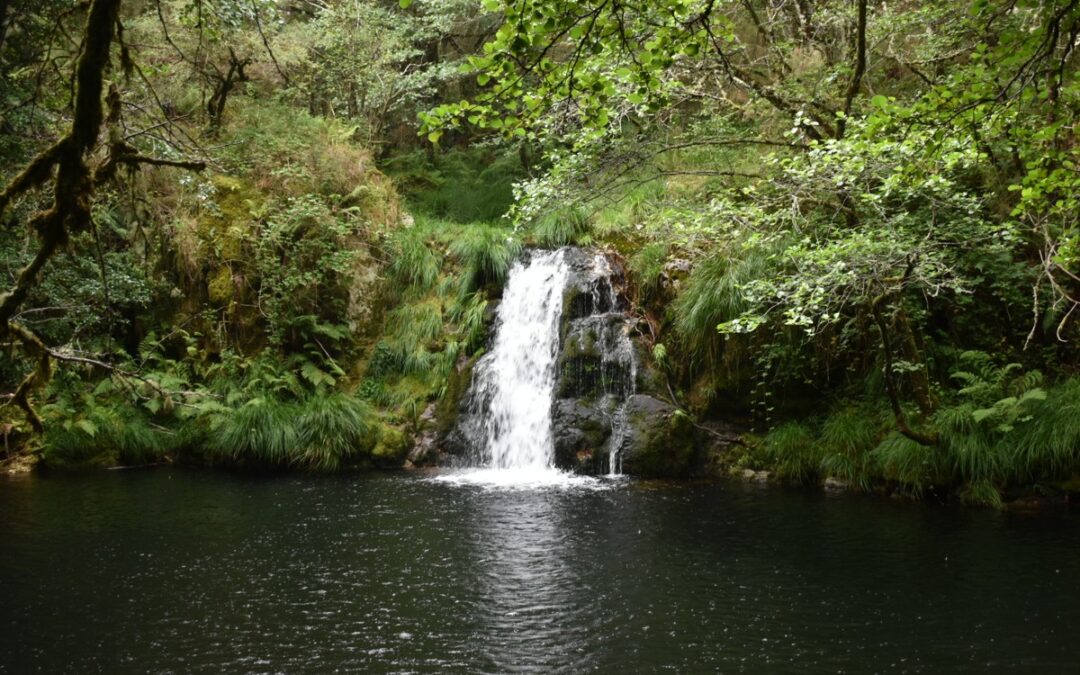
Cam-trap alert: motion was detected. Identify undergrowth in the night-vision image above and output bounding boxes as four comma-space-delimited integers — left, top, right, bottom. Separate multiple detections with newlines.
756, 368, 1080, 507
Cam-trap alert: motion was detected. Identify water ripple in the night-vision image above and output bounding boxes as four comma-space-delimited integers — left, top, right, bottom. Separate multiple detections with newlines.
2, 471, 1080, 673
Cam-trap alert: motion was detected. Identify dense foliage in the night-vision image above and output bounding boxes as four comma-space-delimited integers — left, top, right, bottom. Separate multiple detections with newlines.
423, 0, 1080, 504
2, 0, 1080, 505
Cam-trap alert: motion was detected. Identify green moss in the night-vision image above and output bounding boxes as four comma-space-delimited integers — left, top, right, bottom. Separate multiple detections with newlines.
200, 175, 261, 260
207, 266, 234, 304
372, 425, 409, 463
436, 353, 480, 438
626, 408, 699, 478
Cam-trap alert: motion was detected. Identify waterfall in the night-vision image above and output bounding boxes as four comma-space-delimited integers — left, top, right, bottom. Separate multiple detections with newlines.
442, 247, 636, 487
457, 249, 569, 473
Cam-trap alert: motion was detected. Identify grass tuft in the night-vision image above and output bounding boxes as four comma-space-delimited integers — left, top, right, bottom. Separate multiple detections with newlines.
448, 225, 522, 292
763, 421, 822, 484
530, 208, 591, 247
205, 394, 376, 470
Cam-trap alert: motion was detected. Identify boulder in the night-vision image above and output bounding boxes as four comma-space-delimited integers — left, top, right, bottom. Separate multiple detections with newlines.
823, 477, 849, 493
372, 426, 410, 465
617, 395, 700, 478
551, 398, 614, 473
407, 431, 440, 467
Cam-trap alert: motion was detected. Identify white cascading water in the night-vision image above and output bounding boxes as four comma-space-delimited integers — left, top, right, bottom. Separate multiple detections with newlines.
472, 249, 568, 470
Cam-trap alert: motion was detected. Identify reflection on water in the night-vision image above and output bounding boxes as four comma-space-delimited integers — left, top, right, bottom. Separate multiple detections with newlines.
468, 488, 586, 673
2, 469, 1080, 673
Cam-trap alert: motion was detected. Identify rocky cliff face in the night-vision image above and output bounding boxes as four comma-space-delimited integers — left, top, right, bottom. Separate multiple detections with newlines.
548, 248, 635, 473
548, 249, 712, 477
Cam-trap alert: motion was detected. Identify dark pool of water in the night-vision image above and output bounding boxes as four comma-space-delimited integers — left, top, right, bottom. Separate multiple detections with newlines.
2, 469, 1079, 673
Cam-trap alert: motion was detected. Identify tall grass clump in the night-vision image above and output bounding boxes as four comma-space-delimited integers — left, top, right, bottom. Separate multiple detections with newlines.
296, 395, 378, 470
763, 421, 823, 484
206, 398, 300, 467
818, 405, 883, 489
869, 432, 939, 497
378, 301, 444, 376
627, 242, 669, 303
387, 228, 441, 292
1010, 376, 1080, 481
449, 225, 522, 292
205, 394, 375, 470
935, 404, 1006, 487
673, 250, 769, 366
958, 479, 1004, 509
448, 292, 489, 351
530, 208, 591, 247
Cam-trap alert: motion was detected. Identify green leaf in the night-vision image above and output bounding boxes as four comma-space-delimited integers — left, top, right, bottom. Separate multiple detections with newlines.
301, 362, 336, 388
74, 419, 99, 438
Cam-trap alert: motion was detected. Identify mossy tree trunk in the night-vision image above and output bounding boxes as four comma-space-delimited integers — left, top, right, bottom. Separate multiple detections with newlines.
0, 0, 204, 434
0, 0, 121, 429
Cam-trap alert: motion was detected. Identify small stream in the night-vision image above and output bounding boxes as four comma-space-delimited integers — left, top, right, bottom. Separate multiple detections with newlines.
2, 469, 1079, 673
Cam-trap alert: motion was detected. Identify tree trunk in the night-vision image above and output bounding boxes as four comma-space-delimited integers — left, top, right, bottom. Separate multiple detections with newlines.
871, 296, 937, 447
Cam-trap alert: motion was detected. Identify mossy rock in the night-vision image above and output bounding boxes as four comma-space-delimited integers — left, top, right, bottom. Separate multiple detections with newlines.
372, 425, 410, 464
436, 353, 481, 440
551, 399, 614, 472
200, 175, 261, 261
619, 395, 701, 478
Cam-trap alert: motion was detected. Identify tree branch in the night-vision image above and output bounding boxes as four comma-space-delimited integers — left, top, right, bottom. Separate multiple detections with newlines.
837, 0, 867, 139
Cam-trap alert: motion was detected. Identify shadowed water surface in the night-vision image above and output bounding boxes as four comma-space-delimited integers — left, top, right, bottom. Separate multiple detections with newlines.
2, 469, 1079, 673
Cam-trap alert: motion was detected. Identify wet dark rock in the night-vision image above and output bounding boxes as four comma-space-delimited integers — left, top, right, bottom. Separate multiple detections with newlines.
406, 404, 442, 467
436, 354, 482, 458
557, 314, 635, 400
551, 398, 616, 473
549, 249, 638, 475
824, 477, 849, 492
617, 394, 700, 478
